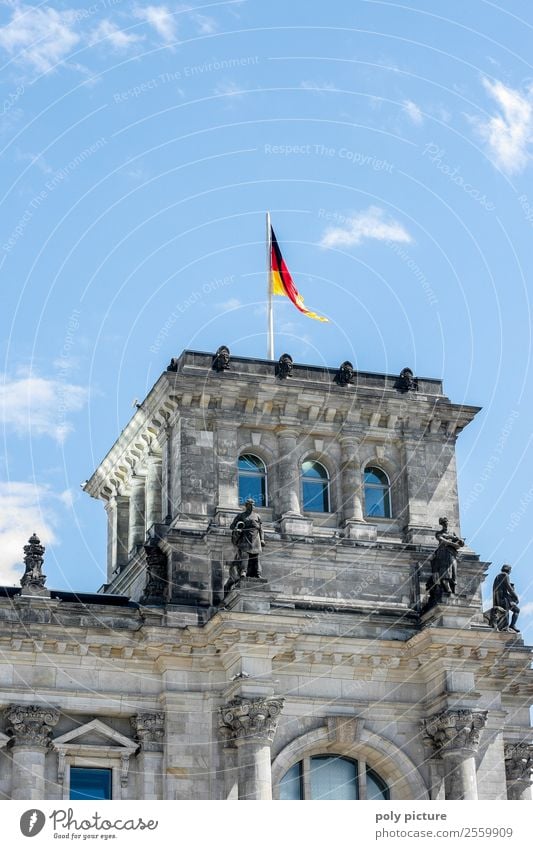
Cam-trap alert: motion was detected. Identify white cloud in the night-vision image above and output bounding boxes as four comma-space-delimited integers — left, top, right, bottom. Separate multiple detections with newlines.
320, 206, 412, 249
520, 601, 533, 617
403, 99, 423, 125
0, 482, 59, 585
90, 19, 143, 51
0, 2, 80, 73
217, 298, 242, 311
193, 14, 218, 35
0, 373, 88, 442
475, 78, 533, 174
214, 80, 244, 99
134, 5, 176, 42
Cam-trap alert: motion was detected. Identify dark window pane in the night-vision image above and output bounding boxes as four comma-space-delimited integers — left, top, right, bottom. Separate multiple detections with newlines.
302, 461, 328, 480
302, 480, 328, 512
70, 767, 112, 800
364, 467, 388, 486
238, 475, 265, 506
279, 762, 303, 800
366, 769, 390, 800
238, 454, 265, 473
309, 756, 358, 800
238, 454, 266, 506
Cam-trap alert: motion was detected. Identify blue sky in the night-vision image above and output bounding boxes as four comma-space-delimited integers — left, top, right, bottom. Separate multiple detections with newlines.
0, 0, 532, 637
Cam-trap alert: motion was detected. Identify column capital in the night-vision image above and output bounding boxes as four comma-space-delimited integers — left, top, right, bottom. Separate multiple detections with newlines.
130, 712, 165, 752
505, 742, 533, 782
276, 427, 300, 440
422, 709, 487, 759
219, 696, 284, 745
5, 704, 59, 749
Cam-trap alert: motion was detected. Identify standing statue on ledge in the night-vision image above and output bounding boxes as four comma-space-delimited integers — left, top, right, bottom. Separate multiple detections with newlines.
227, 498, 266, 587
427, 517, 464, 601
488, 565, 520, 632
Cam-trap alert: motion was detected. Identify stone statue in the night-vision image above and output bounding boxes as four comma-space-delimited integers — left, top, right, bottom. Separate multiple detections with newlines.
488, 565, 520, 632
213, 345, 230, 372
228, 498, 265, 583
166, 358, 178, 372
277, 353, 293, 379
427, 517, 464, 601
397, 367, 418, 393
336, 361, 355, 386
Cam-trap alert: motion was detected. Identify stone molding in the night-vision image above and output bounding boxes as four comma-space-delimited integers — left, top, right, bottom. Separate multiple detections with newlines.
130, 712, 165, 752
504, 742, 533, 782
219, 697, 284, 745
5, 704, 59, 749
422, 709, 487, 759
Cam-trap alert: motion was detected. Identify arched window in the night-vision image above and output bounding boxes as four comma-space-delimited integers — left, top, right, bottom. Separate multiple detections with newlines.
279, 756, 389, 800
364, 466, 391, 518
238, 454, 267, 507
301, 460, 330, 512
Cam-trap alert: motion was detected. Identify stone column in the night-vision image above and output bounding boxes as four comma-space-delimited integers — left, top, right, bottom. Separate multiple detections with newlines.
339, 435, 376, 540
145, 455, 163, 531
5, 705, 59, 799
276, 429, 301, 516
219, 697, 283, 800
422, 709, 487, 800
131, 713, 165, 800
505, 743, 533, 800
215, 420, 239, 525
128, 475, 146, 553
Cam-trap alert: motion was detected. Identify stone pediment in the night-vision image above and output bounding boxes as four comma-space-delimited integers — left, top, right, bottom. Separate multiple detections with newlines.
54, 719, 136, 752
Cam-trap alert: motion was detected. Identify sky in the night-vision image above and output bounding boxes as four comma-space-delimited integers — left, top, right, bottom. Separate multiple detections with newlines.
0, 0, 532, 639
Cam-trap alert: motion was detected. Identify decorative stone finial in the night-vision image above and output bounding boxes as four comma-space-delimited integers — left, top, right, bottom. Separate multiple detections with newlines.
396, 367, 418, 393
219, 696, 284, 745
21, 533, 47, 591
335, 360, 355, 386
5, 704, 60, 749
213, 345, 230, 372
277, 353, 293, 379
422, 709, 487, 759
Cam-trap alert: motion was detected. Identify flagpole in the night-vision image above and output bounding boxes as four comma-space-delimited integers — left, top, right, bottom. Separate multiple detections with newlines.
266, 211, 274, 359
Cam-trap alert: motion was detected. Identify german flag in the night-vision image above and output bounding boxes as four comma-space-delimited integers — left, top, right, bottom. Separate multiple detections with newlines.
270, 226, 328, 322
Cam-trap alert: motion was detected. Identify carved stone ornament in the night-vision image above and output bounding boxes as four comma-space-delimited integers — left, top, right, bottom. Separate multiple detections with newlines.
213, 345, 230, 372
140, 542, 168, 605
422, 709, 487, 758
277, 353, 293, 379
166, 358, 178, 372
396, 367, 418, 393
130, 712, 165, 751
20, 532, 47, 590
335, 360, 355, 386
5, 704, 60, 749
504, 743, 533, 782
219, 697, 284, 744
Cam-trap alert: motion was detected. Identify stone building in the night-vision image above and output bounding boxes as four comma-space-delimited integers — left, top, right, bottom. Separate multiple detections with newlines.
0, 348, 532, 801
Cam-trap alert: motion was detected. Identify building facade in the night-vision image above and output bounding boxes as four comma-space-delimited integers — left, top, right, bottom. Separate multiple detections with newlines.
0, 349, 532, 801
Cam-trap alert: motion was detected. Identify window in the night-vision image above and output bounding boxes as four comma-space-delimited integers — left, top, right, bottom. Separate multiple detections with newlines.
70, 767, 112, 800
364, 466, 391, 518
238, 454, 267, 506
301, 460, 329, 512
279, 756, 389, 800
